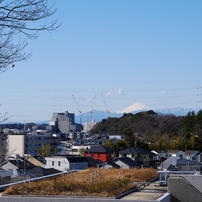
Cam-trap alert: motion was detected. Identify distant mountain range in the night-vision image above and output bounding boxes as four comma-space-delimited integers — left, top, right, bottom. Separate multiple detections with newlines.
75, 102, 201, 124
3, 103, 200, 125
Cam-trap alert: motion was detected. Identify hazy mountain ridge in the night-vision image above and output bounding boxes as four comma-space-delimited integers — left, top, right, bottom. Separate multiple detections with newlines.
75, 107, 200, 124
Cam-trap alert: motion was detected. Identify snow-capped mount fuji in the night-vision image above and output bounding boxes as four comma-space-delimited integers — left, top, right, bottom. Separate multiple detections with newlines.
75, 102, 200, 124
116, 103, 150, 113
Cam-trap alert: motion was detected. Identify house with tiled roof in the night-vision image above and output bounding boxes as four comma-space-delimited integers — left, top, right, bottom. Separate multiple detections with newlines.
45, 156, 89, 171
158, 156, 201, 171
118, 146, 158, 168
184, 150, 201, 162
113, 157, 141, 169
84, 145, 115, 162
152, 150, 181, 162
44, 156, 103, 171
27, 166, 61, 177
0, 157, 36, 171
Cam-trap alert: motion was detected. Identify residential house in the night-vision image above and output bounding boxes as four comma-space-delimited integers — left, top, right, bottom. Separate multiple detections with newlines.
26, 155, 45, 167
113, 157, 141, 169
158, 156, 201, 171
184, 150, 201, 162
85, 157, 103, 168
101, 161, 120, 169
27, 166, 61, 177
44, 156, 89, 171
84, 145, 115, 162
152, 150, 181, 162
119, 146, 158, 168
0, 157, 36, 171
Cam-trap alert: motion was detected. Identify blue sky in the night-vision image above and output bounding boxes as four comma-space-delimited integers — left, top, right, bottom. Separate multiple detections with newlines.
1, 0, 202, 122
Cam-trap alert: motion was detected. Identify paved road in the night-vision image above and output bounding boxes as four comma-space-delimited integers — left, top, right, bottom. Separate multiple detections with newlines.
120, 181, 168, 200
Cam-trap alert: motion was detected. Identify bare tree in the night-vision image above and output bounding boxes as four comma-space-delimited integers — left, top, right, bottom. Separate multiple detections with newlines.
0, 111, 12, 122
0, 0, 60, 72
0, 103, 12, 122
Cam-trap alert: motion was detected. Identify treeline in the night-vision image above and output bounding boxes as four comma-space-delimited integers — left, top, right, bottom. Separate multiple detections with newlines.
89, 110, 202, 151
0, 123, 47, 131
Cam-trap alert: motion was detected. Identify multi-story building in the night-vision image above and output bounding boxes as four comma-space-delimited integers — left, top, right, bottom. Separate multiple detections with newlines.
83, 121, 97, 133
46, 111, 83, 134
7, 134, 60, 156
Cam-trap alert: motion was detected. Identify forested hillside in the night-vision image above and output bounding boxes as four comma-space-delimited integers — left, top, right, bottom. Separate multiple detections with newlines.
90, 110, 202, 151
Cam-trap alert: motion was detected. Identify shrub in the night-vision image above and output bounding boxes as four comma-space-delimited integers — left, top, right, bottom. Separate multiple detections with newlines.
3, 168, 157, 197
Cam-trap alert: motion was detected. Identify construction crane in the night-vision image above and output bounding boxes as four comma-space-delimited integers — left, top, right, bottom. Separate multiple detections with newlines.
72, 95, 82, 124
101, 93, 110, 118
90, 95, 96, 122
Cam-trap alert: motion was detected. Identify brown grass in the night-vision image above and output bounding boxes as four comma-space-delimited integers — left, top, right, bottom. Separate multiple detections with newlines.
2, 168, 158, 197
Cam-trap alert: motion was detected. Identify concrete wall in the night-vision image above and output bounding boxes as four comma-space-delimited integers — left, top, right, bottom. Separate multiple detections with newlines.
8, 135, 25, 156
182, 175, 202, 192
157, 193, 171, 202
168, 177, 202, 202
0, 194, 170, 202
45, 156, 68, 171
0, 196, 168, 202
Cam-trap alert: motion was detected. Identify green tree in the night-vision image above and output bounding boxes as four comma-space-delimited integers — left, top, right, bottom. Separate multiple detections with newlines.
38, 144, 52, 157
104, 139, 114, 149
183, 111, 196, 137
113, 139, 128, 151
124, 128, 136, 148
187, 135, 196, 150
79, 147, 85, 156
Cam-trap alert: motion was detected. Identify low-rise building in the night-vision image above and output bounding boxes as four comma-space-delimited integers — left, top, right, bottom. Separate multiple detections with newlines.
45, 156, 89, 171
84, 145, 115, 162
119, 146, 158, 168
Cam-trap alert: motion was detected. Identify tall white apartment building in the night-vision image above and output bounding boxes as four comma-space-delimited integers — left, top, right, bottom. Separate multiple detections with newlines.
7, 134, 60, 156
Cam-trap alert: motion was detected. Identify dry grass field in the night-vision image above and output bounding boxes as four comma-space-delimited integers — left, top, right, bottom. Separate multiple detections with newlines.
3, 168, 158, 197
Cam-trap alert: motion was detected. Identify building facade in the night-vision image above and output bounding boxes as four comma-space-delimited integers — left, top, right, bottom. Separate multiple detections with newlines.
46, 111, 82, 134
7, 134, 60, 156
84, 145, 115, 162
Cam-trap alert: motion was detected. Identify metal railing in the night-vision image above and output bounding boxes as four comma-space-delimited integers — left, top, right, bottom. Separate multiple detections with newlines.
0, 170, 74, 191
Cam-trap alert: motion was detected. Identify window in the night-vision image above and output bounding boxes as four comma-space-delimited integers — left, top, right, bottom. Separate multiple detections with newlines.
192, 157, 196, 161
52, 161, 54, 166
58, 161, 60, 166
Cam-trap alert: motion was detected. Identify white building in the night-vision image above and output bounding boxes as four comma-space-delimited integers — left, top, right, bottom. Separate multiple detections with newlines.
45, 156, 88, 171
7, 134, 60, 156
83, 121, 97, 133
